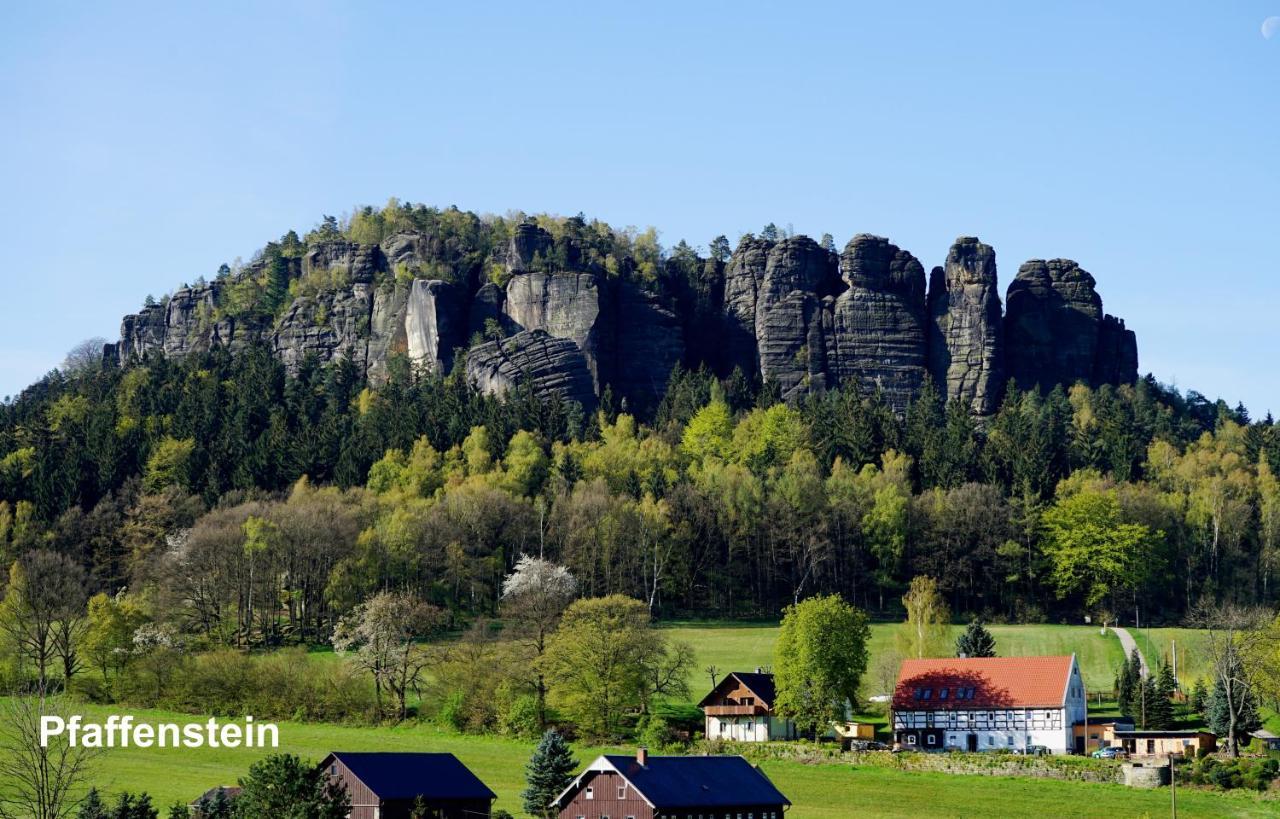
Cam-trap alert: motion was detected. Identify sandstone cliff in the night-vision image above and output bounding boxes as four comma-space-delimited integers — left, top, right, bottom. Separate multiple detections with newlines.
105, 216, 1139, 417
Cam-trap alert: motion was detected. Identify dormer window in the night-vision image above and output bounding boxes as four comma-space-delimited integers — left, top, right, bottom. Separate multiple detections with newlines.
938, 688, 948, 700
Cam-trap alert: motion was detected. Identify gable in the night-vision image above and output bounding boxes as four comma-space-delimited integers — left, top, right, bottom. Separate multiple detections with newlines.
698, 672, 776, 709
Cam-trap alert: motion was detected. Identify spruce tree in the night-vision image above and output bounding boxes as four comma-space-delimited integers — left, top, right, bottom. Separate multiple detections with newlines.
78, 789, 108, 819
1208, 661, 1262, 755
522, 729, 579, 819
165, 805, 189, 819
1148, 663, 1175, 730
1116, 660, 1135, 715
955, 619, 997, 658
1191, 678, 1209, 716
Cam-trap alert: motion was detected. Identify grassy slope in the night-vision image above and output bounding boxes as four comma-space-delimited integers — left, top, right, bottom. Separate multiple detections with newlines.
15, 703, 1277, 818
664, 622, 1131, 698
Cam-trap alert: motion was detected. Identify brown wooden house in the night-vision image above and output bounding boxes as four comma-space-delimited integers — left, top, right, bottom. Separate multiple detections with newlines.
553, 748, 790, 819
319, 752, 496, 819
698, 670, 797, 742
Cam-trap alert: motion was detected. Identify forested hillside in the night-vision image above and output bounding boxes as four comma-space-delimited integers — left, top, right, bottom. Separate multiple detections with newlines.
1, 307, 1274, 631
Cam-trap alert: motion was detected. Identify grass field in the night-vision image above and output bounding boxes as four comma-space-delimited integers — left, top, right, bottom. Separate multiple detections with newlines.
11, 702, 1278, 818
663, 621, 1134, 699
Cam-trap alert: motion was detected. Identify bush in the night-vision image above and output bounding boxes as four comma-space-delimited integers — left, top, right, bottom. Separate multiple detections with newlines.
437, 690, 468, 732
1188, 756, 1278, 791
500, 693, 541, 739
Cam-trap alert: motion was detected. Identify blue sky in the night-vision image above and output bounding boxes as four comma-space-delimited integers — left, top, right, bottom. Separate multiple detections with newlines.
1, 2, 1277, 413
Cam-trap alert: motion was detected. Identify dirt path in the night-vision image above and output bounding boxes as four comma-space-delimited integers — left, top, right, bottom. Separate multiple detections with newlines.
1111, 626, 1149, 677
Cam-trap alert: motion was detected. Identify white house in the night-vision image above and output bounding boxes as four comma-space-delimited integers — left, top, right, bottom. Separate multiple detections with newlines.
891, 655, 1088, 754
698, 670, 797, 742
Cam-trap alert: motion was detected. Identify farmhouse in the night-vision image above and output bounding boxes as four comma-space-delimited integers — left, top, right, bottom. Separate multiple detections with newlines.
319, 752, 496, 819
698, 670, 797, 741
553, 748, 790, 819
892, 655, 1087, 754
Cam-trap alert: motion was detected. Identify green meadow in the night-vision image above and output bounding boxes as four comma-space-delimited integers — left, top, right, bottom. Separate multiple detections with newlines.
8, 702, 1276, 818
6, 621, 1263, 817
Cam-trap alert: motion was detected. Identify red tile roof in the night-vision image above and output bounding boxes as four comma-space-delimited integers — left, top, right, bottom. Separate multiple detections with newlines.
893, 655, 1075, 710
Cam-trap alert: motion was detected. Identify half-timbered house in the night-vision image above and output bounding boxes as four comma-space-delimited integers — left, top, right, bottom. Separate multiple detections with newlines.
892, 655, 1087, 754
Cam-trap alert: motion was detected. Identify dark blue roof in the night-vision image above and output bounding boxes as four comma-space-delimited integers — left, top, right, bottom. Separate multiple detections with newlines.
602, 755, 790, 808
325, 752, 496, 801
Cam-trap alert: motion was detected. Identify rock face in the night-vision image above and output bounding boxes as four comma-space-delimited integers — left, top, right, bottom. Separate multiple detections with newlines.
106, 217, 1139, 417
465, 330, 596, 411
404, 279, 464, 375
503, 271, 612, 391
1094, 314, 1139, 386
754, 237, 841, 400
824, 235, 929, 412
1004, 259, 1104, 393
928, 237, 1004, 414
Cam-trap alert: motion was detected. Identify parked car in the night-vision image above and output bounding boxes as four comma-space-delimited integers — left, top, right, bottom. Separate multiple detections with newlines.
847, 740, 891, 752
1014, 745, 1051, 756
1092, 746, 1127, 759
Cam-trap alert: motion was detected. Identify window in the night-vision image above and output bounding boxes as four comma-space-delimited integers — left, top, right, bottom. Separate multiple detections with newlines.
921, 688, 932, 700
618, 786, 627, 799
987, 735, 994, 746
938, 687, 948, 700
586, 787, 593, 800
1007, 736, 1015, 746
907, 735, 917, 745
927, 734, 937, 746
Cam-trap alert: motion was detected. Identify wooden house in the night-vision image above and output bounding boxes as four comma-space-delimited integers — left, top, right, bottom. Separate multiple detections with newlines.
698, 670, 797, 742
319, 752, 496, 819
892, 655, 1087, 754
553, 748, 790, 819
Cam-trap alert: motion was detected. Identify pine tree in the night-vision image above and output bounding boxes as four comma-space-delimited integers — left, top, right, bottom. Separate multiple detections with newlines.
1156, 657, 1177, 699
955, 619, 996, 658
78, 789, 108, 819
522, 729, 579, 818
1116, 659, 1136, 715
1147, 662, 1175, 730
1191, 677, 1209, 716
165, 805, 189, 819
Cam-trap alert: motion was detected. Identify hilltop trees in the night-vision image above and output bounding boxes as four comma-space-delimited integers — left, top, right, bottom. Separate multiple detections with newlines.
773, 594, 871, 735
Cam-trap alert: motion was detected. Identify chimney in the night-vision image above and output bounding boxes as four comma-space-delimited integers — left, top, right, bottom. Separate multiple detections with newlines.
755, 667, 763, 674
636, 747, 648, 766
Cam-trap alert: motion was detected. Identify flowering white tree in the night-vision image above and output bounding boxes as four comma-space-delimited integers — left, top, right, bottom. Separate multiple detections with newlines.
501, 556, 577, 725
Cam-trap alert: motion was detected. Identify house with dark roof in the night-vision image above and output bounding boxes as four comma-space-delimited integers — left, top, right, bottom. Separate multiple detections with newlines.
319, 752, 496, 819
892, 655, 1087, 754
553, 748, 790, 819
698, 669, 797, 742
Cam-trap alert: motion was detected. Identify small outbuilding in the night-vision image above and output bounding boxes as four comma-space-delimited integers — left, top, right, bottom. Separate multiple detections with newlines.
1109, 730, 1216, 758
319, 752, 496, 819
1250, 729, 1280, 751
553, 748, 790, 819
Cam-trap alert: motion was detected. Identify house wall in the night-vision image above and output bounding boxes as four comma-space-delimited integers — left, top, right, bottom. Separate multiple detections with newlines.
323, 758, 381, 819
558, 770, 654, 819
894, 707, 1073, 753
705, 715, 795, 742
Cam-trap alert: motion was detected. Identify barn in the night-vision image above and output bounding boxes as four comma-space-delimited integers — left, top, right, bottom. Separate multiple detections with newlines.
892, 655, 1087, 754
319, 752, 496, 819
553, 748, 790, 819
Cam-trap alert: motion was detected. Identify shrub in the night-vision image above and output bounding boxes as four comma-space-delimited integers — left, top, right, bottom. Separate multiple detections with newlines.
500, 693, 541, 739
438, 690, 468, 732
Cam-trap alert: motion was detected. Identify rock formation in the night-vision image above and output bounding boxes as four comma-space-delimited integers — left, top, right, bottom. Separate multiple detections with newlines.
104, 215, 1139, 416
1004, 259, 1103, 393
824, 235, 929, 411
465, 330, 596, 411
927, 237, 1004, 414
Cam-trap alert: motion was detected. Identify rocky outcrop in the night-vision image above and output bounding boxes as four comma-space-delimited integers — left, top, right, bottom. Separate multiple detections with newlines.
404, 279, 464, 375
503, 271, 613, 391
465, 330, 596, 411
1004, 259, 1103, 393
753, 238, 841, 399
105, 214, 1140, 417
1094, 314, 1138, 386
927, 237, 1004, 414
825, 235, 929, 412
614, 281, 684, 414
721, 236, 773, 376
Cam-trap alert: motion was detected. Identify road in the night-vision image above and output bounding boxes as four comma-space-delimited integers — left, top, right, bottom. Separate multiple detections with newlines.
1110, 626, 1149, 677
